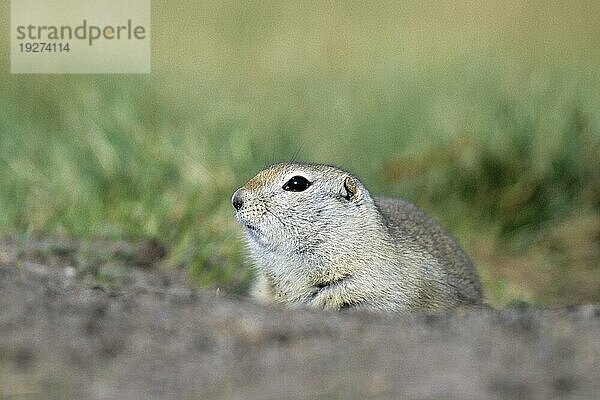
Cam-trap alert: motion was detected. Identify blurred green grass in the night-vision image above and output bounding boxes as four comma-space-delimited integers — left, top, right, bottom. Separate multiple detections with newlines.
0, 1, 598, 306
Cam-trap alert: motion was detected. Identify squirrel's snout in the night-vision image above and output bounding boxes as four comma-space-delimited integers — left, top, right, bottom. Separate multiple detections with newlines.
232, 189, 244, 210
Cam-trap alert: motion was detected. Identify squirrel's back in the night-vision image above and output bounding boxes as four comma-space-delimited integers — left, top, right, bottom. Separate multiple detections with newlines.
375, 197, 483, 306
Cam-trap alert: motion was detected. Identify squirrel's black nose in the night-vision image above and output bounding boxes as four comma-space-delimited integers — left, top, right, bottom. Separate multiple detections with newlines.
232, 189, 244, 210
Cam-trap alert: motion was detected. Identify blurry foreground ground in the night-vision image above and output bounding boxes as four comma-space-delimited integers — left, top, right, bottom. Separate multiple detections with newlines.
1, 237, 599, 400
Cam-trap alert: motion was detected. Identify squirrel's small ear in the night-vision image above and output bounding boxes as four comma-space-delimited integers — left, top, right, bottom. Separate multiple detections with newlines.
341, 176, 360, 201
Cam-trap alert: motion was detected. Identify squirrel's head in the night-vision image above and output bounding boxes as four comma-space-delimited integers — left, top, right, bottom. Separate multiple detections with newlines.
232, 162, 378, 255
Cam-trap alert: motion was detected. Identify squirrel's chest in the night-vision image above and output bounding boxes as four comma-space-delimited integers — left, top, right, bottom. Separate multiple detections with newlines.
251, 253, 313, 302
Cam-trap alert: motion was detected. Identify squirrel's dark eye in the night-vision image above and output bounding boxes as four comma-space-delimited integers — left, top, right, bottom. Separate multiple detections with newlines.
283, 176, 311, 192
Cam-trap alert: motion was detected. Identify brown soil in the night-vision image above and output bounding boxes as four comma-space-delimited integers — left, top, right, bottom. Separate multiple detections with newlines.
1, 237, 599, 399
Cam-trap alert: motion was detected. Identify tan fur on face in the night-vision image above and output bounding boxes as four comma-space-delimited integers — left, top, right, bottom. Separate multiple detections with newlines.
243, 165, 285, 191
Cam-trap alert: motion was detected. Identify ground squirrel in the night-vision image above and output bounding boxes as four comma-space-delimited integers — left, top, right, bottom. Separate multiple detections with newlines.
232, 162, 483, 312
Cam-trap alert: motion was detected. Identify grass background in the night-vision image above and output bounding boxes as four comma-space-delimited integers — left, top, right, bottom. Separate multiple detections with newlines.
0, 1, 598, 306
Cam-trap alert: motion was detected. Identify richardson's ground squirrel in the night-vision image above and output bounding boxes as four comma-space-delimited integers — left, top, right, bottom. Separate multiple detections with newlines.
232, 162, 483, 312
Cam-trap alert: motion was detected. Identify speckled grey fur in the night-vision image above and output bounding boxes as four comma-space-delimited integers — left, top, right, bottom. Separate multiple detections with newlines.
232, 162, 483, 312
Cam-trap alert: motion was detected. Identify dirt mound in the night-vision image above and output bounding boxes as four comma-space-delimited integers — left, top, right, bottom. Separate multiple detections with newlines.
1, 238, 599, 399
